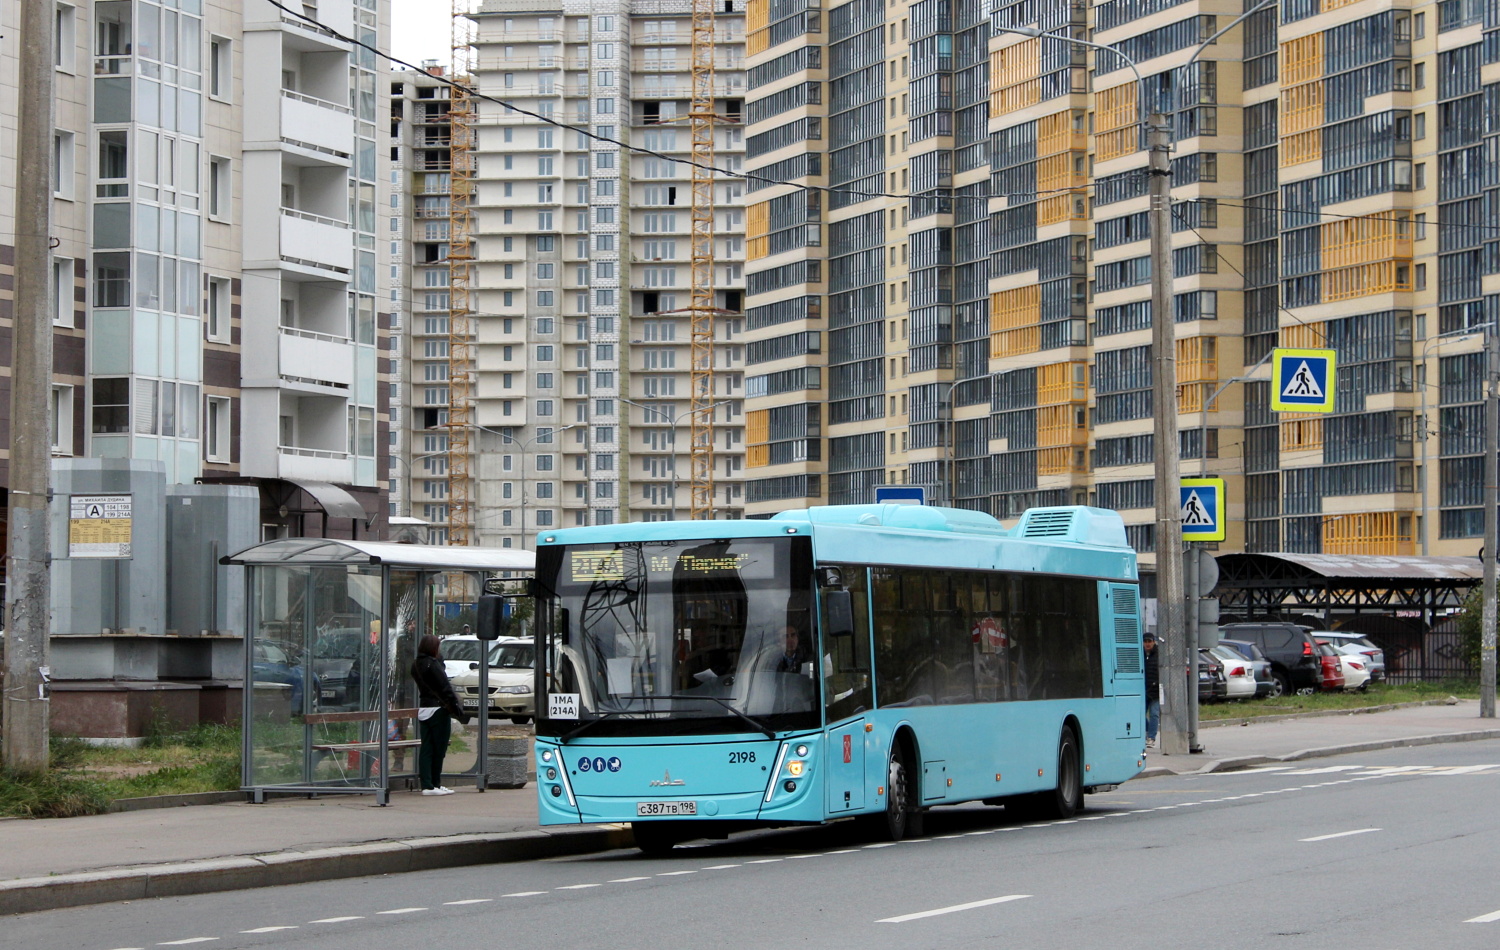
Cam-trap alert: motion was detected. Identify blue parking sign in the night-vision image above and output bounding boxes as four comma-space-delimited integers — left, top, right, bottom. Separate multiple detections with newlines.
1271, 348, 1336, 413
1180, 478, 1226, 542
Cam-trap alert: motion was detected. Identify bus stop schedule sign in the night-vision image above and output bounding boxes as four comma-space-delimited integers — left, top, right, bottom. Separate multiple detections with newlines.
1179, 478, 1226, 542
1271, 347, 1337, 413
69, 494, 133, 558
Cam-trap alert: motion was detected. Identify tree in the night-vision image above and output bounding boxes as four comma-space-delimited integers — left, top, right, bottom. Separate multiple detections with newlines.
1457, 586, 1497, 682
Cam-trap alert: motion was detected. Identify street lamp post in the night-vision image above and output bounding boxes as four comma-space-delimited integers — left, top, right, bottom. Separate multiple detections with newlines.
446, 422, 578, 548
1417, 323, 1495, 556
620, 397, 733, 519
994, 23, 1189, 754
391, 451, 454, 519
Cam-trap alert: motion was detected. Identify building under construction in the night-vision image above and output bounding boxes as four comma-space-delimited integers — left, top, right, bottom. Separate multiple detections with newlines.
416, 0, 753, 546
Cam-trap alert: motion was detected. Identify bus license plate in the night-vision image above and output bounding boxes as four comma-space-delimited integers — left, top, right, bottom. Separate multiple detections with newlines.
636, 801, 697, 817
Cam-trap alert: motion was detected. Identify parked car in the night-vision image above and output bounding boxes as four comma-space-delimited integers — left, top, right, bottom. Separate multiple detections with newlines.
311, 627, 366, 707
437, 635, 524, 680
1220, 638, 1276, 697
1198, 648, 1227, 703
253, 640, 319, 712
1316, 642, 1346, 691
451, 639, 537, 724
1218, 622, 1326, 696
1310, 631, 1386, 682
1209, 644, 1259, 700
1323, 642, 1372, 691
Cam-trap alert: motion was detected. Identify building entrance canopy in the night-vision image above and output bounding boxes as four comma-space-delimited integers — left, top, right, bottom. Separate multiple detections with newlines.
223, 539, 534, 803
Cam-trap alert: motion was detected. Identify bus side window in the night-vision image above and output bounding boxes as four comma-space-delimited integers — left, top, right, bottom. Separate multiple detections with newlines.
823, 567, 871, 721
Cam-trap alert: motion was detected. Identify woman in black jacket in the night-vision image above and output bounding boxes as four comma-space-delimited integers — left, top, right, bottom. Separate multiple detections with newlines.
411, 634, 470, 795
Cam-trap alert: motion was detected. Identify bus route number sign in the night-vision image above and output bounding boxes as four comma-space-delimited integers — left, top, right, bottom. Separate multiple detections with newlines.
549, 692, 580, 720
68, 493, 133, 559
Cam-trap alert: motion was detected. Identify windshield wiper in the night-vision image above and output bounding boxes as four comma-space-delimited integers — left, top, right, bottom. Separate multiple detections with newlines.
557, 694, 777, 742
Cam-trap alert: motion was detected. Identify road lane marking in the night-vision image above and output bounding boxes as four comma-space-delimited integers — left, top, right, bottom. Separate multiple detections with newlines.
1465, 909, 1500, 923
658, 870, 697, 876
863, 843, 898, 849
443, 899, 492, 905
158, 941, 219, 946
556, 884, 602, 890
377, 908, 427, 915
309, 917, 363, 923
609, 876, 652, 882
1300, 828, 1381, 842
877, 894, 1032, 924
703, 863, 743, 869
747, 857, 785, 862
503, 891, 547, 897
240, 927, 298, 933
824, 849, 860, 854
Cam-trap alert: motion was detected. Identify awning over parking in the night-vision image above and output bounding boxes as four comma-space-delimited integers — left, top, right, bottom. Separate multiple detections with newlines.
1214, 552, 1481, 615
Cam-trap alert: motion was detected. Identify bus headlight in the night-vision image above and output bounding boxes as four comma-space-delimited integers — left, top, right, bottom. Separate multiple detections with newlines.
540, 749, 554, 763
546, 767, 558, 780
794, 744, 809, 757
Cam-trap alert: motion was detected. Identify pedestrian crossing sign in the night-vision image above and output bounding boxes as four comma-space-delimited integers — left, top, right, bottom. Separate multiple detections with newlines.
1180, 478, 1226, 542
1271, 347, 1337, 413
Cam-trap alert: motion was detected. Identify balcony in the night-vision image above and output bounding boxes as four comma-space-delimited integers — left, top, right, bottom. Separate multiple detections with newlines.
278, 446, 353, 483
281, 91, 354, 159
279, 326, 355, 388
280, 209, 353, 274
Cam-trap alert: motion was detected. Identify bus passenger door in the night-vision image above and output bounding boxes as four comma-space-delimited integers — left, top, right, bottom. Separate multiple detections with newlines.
826, 720, 865, 812
1108, 583, 1145, 739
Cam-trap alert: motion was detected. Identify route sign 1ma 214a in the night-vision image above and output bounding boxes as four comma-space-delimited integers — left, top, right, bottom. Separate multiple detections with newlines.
1271, 347, 1337, 413
68, 493, 133, 559
1179, 478, 1226, 542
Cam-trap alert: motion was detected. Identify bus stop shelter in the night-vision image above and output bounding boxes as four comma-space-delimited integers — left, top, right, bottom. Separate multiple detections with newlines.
223, 538, 534, 803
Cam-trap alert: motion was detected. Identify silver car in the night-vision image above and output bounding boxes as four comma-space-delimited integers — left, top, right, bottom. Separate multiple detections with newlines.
1309, 631, 1385, 682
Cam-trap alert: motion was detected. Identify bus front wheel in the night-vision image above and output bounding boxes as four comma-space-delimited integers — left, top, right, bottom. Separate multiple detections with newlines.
632, 821, 679, 855
867, 745, 923, 841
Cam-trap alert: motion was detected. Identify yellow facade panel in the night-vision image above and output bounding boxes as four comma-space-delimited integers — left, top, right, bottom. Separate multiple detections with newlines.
1176, 336, 1218, 384
1280, 81, 1324, 135
747, 28, 768, 57
1037, 110, 1086, 156
990, 286, 1040, 330
1037, 405, 1086, 448
747, 201, 769, 241
1321, 214, 1414, 269
746, 444, 769, 468
990, 326, 1041, 358
1279, 33, 1324, 87
746, 408, 769, 445
1037, 447, 1086, 476
746, 0, 768, 32
1281, 129, 1321, 167
1324, 260, 1413, 302
1323, 511, 1414, 556
1280, 415, 1324, 451
1037, 361, 1088, 405
1280, 322, 1327, 350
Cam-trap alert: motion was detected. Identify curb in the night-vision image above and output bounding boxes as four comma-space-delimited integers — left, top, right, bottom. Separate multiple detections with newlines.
1200, 698, 1456, 729
1134, 727, 1500, 779
0, 825, 635, 917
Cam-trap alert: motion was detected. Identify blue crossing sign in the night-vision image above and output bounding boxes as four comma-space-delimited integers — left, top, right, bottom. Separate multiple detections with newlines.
1180, 477, 1226, 542
1271, 347, 1337, 413
875, 486, 927, 505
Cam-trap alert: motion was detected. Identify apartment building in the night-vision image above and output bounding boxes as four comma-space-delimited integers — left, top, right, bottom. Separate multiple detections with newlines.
0, 0, 391, 550
441, 0, 749, 547
741, 0, 1500, 561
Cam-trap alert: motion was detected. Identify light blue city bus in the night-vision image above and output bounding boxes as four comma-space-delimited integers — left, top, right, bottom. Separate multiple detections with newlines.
526, 503, 1146, 853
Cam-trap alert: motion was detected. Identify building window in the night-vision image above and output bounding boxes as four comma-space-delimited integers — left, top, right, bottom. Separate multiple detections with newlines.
209, 36, 231, 100
206, 277, 230, 342
53, 131, 74, 199
208, 156, 231, 220
205, 396, 230, 462
50, 384, 74, 454
53, 258, 74, 326
91, 377, 129, 433
55, 3, 76, 71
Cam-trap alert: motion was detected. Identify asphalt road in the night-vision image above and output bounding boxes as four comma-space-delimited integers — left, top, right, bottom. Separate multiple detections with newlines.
13, 740, 1500, 950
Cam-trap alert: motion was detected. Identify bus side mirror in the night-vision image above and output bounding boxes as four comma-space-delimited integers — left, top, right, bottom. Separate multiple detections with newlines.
477, 594, 522, 640
824, 589, 855, 639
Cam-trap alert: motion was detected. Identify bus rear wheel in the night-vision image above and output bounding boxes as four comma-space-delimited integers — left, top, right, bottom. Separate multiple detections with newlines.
632, 822, 679, 855
1013, 726, 1083, 821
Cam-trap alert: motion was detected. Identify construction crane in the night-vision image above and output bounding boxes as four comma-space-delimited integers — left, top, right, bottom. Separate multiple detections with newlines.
446, 0, 478, 546
687, 0, 718, 519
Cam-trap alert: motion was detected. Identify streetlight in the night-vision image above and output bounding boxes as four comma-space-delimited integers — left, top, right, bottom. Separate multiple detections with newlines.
446, 422, 578, 548
1418, 323, 1495, 556
390, 451, 453, 518
994, 22, 1189, 754
619, 397, 734, 519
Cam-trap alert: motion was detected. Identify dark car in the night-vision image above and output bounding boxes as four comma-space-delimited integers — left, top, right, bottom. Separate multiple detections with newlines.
1217, 623, 1325, 696
311, 628, 368, 707
253, 640, 319, 712
1220, 638, 1276, 697
1198, 648, 1226, 703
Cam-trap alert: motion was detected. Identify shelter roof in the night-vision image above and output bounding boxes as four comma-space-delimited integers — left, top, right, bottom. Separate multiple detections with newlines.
222, 538, 535, 571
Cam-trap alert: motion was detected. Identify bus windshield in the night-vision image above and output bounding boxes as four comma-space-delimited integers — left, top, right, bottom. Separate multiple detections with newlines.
536, 536, 818, 736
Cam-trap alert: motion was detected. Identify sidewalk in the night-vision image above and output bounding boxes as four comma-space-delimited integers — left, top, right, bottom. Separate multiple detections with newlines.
5, 701, 1500, 916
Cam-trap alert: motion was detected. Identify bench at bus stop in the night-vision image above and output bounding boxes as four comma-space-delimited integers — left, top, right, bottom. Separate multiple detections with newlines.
306, 707, 421, 765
